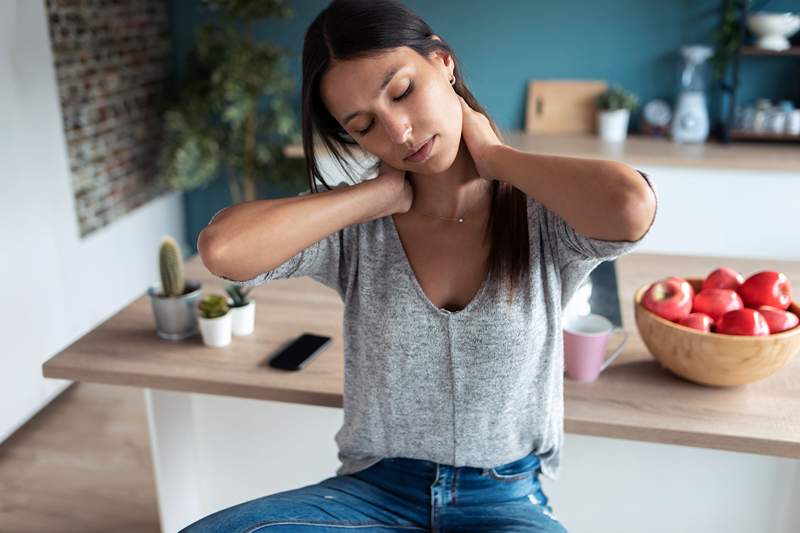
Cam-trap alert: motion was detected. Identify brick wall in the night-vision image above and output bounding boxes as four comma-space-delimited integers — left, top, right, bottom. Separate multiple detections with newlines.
45, 0, 174, 237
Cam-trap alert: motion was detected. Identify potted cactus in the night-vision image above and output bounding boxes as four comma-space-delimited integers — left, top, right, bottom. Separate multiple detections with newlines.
595, 84, 639, 142
147, 236, 203, 340
197, 294, 232, 347
225, 284, 256, 336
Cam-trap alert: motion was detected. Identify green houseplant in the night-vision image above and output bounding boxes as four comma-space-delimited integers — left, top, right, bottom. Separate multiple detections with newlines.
198, 294, 230, 319
197, 294, 232, 347
147, 236, 203, 341
595, 84, 640, 113
159, 235, 186, 297
158, 0, 306, 205
710, 0, 747, 84
226, 284, 256, 336
226, 284, 253, 307
595, 84, 640, 142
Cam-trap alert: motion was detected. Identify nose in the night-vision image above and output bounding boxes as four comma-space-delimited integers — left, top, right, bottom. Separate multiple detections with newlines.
380, 113, 412, 146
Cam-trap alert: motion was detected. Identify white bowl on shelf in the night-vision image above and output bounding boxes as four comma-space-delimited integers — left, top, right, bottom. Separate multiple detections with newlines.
746, 12, 800, 52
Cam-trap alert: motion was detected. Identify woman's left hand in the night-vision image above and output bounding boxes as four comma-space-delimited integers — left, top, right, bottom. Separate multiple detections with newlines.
458, 95, 505, 181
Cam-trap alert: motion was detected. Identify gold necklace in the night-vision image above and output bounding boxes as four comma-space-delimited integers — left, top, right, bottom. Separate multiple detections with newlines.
411, 202, 484, 223
410, 183, 491, 223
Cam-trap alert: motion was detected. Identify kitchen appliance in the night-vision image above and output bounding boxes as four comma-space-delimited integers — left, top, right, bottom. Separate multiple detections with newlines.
671, 45, 714, 144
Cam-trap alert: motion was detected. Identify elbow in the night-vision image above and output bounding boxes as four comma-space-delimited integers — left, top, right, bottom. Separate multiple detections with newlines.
609, 162, 656, 242
621, 186, 656, 242
197, 227, 278, 283
197, 227, 226, 276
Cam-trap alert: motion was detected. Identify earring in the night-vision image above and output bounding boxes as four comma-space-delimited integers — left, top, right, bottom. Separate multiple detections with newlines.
449, 73, 456, 86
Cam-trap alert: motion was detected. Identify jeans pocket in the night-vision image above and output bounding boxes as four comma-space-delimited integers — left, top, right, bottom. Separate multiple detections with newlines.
487, 467, 531, 481
485, 452, 540, 482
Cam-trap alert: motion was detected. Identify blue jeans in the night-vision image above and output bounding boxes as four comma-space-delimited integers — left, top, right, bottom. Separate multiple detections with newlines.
180, 450, 568, 532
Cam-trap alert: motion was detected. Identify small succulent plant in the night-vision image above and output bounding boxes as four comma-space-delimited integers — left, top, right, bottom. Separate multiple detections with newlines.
159, 235, 186, 297
225, 284, 253, 307
197, 294, 230, 319
595, 84, 639, 112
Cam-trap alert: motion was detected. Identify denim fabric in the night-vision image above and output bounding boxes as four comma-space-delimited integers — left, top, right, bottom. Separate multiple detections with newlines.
180, 451, 568, 532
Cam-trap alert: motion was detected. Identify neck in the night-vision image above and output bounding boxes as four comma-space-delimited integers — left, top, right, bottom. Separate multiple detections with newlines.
407, 138, 491, 219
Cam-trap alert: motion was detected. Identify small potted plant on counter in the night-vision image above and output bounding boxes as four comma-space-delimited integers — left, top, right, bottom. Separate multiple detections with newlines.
225, 284, 256, 336
595, 84, 639, 142
197, 294, 232, 347
147, 236, 203, 341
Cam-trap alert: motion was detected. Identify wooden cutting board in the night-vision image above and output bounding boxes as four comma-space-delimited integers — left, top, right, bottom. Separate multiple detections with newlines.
525, 80, 608, 134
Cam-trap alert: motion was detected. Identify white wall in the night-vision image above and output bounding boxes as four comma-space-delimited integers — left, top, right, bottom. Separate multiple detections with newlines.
0, 0, 189, 444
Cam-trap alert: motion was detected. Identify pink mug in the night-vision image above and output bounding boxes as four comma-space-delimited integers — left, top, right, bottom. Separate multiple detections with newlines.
563, 313, 628, 382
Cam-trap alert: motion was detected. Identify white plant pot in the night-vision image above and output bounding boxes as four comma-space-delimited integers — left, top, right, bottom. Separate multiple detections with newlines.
230, 300, 256, 336
197, 313, 232, 347
598, 109, 630, 142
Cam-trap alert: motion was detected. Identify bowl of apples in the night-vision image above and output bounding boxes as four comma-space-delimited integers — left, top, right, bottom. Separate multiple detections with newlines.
634, 267, 800, 387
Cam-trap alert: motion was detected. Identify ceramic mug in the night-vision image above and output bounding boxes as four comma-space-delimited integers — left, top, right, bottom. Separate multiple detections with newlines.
563, 313, 628, 382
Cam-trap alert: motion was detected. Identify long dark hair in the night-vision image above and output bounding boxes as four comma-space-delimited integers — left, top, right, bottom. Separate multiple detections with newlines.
301, 0, 529, 303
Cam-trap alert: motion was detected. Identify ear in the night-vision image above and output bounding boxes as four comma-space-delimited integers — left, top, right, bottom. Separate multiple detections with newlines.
428, 35, 454, 78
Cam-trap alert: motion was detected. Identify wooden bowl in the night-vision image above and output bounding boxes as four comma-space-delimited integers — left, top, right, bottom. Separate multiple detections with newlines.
634, 278, 800, 387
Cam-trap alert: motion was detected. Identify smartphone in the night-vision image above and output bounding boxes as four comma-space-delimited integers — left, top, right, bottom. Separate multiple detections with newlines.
266, 333, 332, 371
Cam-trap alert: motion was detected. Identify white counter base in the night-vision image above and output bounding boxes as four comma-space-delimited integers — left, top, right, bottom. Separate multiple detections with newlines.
144, 389, 800, 533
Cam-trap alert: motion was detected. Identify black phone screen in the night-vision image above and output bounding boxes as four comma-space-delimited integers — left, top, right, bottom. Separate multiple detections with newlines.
267, 333, 332, 371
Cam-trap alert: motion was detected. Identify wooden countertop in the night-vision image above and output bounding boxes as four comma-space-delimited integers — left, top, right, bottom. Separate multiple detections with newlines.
42, 252, 800, 459
285, 131, 800, 172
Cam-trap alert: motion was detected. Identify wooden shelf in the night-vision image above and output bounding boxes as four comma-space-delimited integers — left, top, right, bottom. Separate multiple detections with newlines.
717, 0, 800, 144
740, 45, 800, 57
730, 130, 800, 142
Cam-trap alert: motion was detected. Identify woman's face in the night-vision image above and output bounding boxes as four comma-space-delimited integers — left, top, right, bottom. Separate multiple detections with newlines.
319, 45, 462, 173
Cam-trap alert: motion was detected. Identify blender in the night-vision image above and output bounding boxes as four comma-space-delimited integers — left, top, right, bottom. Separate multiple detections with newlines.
670, 45, 714, 144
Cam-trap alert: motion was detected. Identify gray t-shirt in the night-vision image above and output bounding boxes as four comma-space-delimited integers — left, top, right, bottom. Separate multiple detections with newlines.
213, 170, 658, 481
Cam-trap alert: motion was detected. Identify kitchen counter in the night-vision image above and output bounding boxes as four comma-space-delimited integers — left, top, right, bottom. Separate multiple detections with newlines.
285, 131, 800, 172
42, 251, 800, 460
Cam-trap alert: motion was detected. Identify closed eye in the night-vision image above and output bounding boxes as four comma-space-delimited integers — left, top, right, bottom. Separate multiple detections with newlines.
356, 82, 414, 136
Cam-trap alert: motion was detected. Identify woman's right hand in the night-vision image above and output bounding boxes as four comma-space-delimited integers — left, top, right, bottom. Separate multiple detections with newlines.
376, 160, 413, 215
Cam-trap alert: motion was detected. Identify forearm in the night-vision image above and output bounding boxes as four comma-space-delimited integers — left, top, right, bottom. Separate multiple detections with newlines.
199, 178, 393, 281
489, 145, 653, 241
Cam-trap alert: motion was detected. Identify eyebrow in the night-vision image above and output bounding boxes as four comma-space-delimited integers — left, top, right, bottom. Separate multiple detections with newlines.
341, 64, 403, 126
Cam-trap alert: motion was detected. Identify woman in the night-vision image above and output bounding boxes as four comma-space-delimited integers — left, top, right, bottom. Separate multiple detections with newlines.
188, 0, 658, 531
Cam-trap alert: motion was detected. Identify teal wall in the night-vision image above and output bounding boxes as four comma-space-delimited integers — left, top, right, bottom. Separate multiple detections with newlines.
168, 0, 800, 256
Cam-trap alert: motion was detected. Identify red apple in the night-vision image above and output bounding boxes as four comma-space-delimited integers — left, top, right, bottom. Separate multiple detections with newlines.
692, 288, 744, 322
716, 308, 770, 336
642, 277, 694, 321
702, 267, 744, 292
756, 305, 799, 334
677, 312, 714, 333
738, 271, 793, 310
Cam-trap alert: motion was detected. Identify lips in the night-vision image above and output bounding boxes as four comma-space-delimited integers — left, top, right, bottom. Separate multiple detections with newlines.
404, 135, 435, 162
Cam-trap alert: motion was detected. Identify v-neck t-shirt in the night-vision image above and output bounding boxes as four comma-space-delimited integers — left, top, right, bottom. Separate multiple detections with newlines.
212, 170, 658, 481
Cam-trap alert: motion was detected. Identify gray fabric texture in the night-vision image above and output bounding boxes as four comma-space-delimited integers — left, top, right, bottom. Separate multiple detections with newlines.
211, 170, 658, 481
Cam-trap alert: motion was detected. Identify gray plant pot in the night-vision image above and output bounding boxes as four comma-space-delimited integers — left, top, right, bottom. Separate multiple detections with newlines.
147, 280, 203, 341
